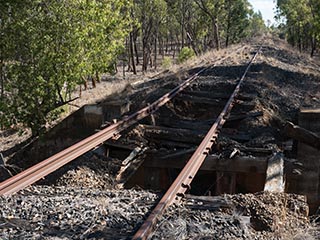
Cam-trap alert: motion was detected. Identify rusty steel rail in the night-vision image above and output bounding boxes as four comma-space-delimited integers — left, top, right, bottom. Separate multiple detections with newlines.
132, 46, 262, 240
0, 69, 212, 196
0, 45, 247, 196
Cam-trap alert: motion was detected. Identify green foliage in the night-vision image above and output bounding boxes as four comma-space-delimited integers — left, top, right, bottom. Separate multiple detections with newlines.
248, 11, 267, 37
0, 0, 277, 136
161, 57, 172, 69
223, 0, 256, 44
178, 47, 195, 63
0, 0, 132, 135
276, 0, 320, 55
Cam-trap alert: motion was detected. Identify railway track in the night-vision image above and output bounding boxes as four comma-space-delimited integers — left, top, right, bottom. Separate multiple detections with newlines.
0, 46, 247, 196
2, 40, 320, 240
0, 45, 261, 239
132, 46, 262, 240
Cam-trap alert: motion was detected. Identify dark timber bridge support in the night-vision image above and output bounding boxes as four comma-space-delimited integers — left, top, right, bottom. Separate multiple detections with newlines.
288, 108, 320, 213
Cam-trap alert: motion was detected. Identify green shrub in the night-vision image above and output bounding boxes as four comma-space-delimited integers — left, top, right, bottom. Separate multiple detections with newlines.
162, 56, 172, 69
178, 47, 195, 63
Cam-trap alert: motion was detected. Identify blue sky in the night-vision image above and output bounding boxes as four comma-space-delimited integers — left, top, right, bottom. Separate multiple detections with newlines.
248, 0, 277, 24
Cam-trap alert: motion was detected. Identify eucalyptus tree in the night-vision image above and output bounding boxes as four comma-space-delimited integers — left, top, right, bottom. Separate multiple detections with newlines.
0, 0, 132, 135
276, 0, 320, 56
0, 0, 269, 135
194, 0, 223, 50
224, 0, 252, 47
166, 0, 207, 54
192, 0, 256, 50
247, 11, 266, 37
309, 0, 320, 56
137, 0, 167, 71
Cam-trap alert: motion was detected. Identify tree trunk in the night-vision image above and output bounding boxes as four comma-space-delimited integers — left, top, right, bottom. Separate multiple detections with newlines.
165, 32, 169, 54
95, 71, 100, 83
126, 36, 132, 72
129, 32, 137, 74
154, 32, 158, 69
142, 46, 147, 72
149, 45, 153, 68
213, 19, 220, 51
311, 33, 317, 57
159, 36, 164, 58
225, 0, 231, 48
91, 75, 96, 88
186, 32, 198, 55
0, 57, 3, 99
133, 33, 139, 65
82, 76, 88, 91
181, 1, 185, 49
298, 25, 302, 52
143, 42, 151, 72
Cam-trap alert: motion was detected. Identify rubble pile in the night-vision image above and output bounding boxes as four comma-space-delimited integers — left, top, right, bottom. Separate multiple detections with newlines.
152, 192, 318, 239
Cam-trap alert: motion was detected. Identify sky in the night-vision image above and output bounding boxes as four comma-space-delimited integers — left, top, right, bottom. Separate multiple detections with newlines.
248, 0, 277, 25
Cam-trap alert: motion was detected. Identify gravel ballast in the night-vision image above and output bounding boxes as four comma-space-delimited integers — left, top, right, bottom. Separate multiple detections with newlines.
0, 186, 159, 239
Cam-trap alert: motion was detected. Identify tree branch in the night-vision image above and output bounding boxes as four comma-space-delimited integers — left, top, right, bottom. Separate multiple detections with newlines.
194, 0, 213, 18
54, 96, 79, 109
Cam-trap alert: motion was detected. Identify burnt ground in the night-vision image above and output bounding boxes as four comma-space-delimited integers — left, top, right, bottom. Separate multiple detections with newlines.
1, 36, 320, 239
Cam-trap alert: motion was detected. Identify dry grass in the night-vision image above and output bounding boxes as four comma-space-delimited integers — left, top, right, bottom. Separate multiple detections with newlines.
259, 35, 320, 77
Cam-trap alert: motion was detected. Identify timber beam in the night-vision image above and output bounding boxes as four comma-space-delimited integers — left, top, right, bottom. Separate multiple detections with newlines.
144, 154, 267, 173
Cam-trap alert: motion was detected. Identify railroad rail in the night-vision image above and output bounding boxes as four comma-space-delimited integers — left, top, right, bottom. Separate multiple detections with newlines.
0, 48, 245, 196
132, 46, 262, 240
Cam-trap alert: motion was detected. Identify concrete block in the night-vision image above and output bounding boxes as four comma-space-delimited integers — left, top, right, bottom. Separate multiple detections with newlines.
84, 105, 104, 130
103, 100, 130, 122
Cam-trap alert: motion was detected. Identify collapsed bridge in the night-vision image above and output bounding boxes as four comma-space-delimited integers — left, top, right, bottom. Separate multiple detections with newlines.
1, 40, 320, 239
